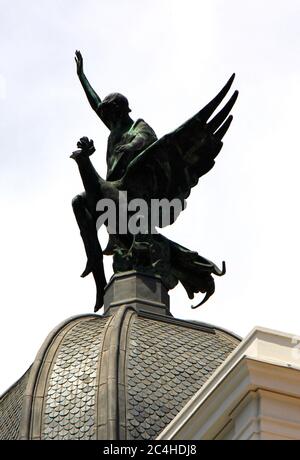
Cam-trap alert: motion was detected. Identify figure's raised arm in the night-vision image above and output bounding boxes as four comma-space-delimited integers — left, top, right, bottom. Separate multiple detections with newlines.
75, 50, 103, 116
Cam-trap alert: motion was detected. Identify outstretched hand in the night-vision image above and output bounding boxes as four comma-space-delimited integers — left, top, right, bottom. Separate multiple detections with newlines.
70, 137, 95, 161
75, 50, 83, 75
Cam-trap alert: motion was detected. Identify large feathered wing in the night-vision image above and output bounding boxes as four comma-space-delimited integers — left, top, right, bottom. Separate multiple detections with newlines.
120, 74, 238, 212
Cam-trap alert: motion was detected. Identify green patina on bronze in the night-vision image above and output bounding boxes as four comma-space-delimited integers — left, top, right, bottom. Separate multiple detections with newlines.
71, 50, 238, 312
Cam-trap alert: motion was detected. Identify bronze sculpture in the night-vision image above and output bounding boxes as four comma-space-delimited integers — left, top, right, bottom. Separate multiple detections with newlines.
71, 50, 238, 312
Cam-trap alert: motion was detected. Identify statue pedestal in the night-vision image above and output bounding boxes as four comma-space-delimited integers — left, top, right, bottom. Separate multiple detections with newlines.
103, 270, 171, 317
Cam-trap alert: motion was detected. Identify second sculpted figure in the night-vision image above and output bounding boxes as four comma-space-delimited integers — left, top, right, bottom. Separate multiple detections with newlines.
71, 50, 238, 312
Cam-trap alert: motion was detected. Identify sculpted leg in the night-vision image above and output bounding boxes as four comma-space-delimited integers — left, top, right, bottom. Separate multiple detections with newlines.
72, 193, 107, 311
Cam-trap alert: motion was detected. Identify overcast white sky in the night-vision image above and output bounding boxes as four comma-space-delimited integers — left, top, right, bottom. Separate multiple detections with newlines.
1, 0, 300, 393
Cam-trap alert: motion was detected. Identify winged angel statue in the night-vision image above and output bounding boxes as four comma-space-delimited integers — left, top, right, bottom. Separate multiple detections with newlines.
71, 51, 238, 312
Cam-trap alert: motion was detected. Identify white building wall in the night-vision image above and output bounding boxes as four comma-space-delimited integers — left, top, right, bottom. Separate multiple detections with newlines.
158, 327, 300, 440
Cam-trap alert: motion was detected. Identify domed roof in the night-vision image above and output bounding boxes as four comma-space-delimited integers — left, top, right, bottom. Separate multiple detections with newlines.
1, 303, 239, 440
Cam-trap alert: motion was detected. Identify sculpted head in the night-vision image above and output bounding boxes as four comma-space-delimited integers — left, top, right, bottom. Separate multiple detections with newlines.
98, 93, 131, 124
